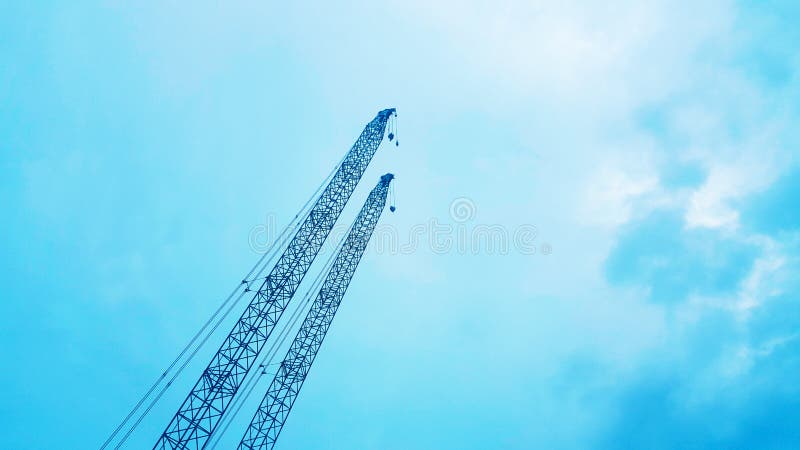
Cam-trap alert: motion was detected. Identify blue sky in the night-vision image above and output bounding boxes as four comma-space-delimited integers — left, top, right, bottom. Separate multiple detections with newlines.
2, 1, 799, 448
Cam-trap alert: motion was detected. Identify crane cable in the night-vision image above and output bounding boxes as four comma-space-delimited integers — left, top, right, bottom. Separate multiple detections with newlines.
389, 181, 396, 212
100, 220, 289, 450
388, 111, 398, 147
100, 149, 349, 450
208, 286, 313, 450
394, 111, 400, 147
112, 228, 295, 450
207, 230, 347, 449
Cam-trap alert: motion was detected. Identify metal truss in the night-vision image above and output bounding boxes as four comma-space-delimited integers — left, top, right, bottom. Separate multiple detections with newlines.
154, 109, 395, 450
238, 174, 394, 450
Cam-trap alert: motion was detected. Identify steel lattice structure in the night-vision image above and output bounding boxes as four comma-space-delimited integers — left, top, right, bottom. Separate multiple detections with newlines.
154, 109, 395, 450
238, 174, 394, 450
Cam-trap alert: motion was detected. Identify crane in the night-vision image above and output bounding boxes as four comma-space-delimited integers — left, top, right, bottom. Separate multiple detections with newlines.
238, 173, 394, 450
154, 109, 395, 450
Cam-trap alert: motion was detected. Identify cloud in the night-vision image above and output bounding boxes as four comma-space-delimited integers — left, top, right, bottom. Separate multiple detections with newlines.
597, 293, 800, 449
605, 211, 758, 303
599, 366, 800, 449
581, 164, 660, 227
597, 213, 800, 448
685, 165, 748, 230
392, 0, 734, 110
5, 1, 800, 448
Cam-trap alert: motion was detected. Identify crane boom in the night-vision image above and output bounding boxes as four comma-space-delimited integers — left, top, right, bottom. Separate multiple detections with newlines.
238, 173, 394, 450
154, 109, 395, 450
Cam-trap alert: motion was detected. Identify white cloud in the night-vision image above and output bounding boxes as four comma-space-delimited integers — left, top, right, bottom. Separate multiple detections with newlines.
735, 250, 786, 314
685, 158, 777, 230
391, 0, 734, 114
581, 165, 659, 227
685, 166, 743, 229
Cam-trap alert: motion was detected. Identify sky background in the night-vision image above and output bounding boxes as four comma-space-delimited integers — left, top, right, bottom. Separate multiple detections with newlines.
2, 1, 800, 448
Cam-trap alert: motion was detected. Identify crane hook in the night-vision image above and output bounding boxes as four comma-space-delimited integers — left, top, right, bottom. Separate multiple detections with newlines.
389, 182, 396, 212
